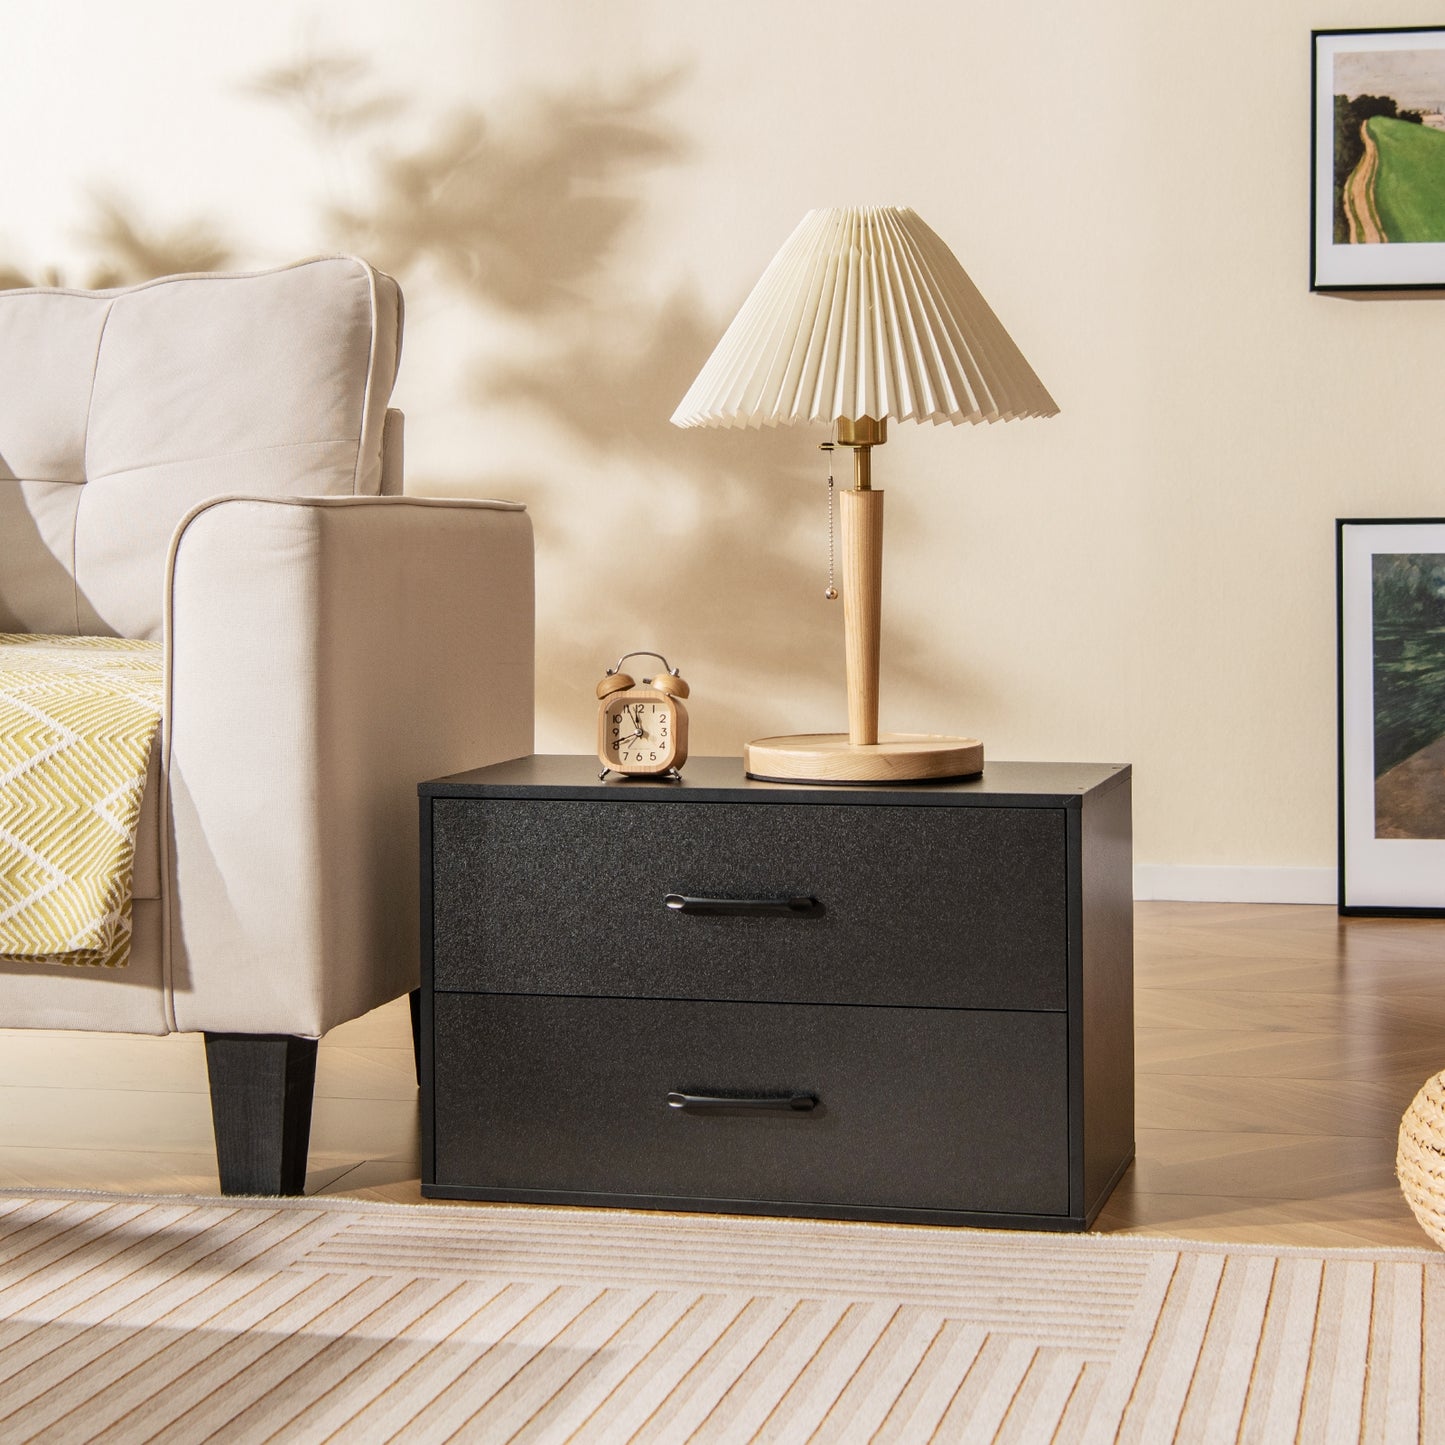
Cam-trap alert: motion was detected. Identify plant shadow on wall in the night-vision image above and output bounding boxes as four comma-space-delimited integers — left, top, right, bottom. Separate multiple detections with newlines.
0, 199, 233, 291
256, 45, 943, 747
1, 44, 950, 750
480, 296, 947, 749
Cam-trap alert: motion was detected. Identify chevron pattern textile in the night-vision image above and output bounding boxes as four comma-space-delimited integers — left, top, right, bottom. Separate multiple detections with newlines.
0, 1192, 1440, 1442
0, 634, 163, 968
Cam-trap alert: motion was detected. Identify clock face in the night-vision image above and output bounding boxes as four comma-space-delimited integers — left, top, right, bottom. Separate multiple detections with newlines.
601, 692, 681, 773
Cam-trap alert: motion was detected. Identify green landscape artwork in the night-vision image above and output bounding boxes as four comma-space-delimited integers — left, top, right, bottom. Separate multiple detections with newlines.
1373, 554, 1445, 839
1334, 48, 1445, 244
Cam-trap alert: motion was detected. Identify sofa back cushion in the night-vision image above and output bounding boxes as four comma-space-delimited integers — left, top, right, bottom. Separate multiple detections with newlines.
0, 256, 402, 639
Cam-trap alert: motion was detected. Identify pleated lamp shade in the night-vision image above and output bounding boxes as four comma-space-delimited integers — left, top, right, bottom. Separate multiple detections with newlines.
672, 206, 1058, 430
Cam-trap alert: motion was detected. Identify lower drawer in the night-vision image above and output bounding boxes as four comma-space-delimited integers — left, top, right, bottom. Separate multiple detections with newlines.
430, 993, 1070, 1218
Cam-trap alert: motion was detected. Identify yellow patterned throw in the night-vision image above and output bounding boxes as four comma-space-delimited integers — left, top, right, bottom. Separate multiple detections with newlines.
0, 635, 164, 968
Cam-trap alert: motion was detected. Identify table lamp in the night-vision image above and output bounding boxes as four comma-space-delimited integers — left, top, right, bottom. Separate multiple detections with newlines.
672, 206, 1058, 784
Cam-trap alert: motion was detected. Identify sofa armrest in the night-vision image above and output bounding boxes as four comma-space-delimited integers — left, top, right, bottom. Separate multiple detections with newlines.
161, 494, 534, 1037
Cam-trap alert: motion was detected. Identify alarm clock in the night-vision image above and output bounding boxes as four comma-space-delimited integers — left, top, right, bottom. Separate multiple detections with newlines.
597, 652, 690, 778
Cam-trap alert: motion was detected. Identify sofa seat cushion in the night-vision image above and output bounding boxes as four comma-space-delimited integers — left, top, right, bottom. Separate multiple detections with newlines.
0, 634, 163, 966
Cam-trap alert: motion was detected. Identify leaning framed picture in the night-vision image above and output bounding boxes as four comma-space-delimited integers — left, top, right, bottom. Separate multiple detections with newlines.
1312, 27, 1445, 290
1338, 518, 1445, 914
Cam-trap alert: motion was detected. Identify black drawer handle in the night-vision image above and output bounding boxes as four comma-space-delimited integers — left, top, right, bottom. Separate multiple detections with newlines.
664, 893, 822, 918
667, 1091, 817, 1113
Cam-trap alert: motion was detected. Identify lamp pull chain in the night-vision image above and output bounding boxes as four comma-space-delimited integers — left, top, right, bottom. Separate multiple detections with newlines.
820, 440, 838, 601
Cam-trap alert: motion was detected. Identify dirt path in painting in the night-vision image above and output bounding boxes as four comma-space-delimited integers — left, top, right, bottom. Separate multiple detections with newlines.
1346, 121, 1387, 244
1375, 732, 1445, 838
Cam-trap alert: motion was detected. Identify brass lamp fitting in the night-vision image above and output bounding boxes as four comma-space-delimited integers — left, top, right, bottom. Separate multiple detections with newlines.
835, 416, 887, 490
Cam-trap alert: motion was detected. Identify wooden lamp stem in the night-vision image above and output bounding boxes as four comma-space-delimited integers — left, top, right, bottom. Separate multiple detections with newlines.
840, 485, 883, 746
838, 417, 886, 747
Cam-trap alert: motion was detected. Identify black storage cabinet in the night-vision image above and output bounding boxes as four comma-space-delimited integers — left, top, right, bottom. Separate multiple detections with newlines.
419, 756, 1134, 1231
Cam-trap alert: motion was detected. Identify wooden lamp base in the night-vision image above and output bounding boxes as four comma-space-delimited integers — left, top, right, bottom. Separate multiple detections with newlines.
744, 732, 984, 785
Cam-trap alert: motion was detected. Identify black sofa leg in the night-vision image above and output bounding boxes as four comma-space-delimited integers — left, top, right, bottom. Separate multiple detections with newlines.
409, 988, 422, 1088
204, 1033, 318, 1196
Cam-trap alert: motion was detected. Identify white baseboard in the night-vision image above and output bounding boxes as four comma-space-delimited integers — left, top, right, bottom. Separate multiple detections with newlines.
1133, 865, 1337, 905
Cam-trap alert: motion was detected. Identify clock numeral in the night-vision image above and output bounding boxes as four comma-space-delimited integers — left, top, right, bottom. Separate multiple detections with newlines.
650, 751, 657, 761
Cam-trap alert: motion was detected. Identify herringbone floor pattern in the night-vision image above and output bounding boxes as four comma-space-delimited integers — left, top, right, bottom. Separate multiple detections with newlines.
0, 902, 1441, 1248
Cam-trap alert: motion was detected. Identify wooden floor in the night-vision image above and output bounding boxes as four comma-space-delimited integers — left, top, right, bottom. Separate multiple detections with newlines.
0, 902, 1441, 1249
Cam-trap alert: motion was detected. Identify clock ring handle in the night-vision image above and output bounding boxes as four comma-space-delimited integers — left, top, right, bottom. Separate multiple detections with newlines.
664, 893, 823, 918
607, 651, 679, 678
605, 652, 689, 699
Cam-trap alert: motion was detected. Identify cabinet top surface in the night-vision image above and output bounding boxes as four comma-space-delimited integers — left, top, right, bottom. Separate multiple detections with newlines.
421, 756, 1130, 808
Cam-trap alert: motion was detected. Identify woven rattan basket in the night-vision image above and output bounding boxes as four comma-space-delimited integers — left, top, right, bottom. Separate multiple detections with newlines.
1398, 1071, 1445, 1251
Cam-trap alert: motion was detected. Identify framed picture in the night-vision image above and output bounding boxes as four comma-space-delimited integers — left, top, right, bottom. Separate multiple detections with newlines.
1312, 27, 1445, 290
1337, 518, 1445, 914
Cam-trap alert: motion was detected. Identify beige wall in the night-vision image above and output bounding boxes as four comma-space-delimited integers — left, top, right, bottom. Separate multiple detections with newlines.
7, 0, 1444, 888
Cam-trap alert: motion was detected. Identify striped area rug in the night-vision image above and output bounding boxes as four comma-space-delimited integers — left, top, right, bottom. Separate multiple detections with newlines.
0, 1192, 1439, 1442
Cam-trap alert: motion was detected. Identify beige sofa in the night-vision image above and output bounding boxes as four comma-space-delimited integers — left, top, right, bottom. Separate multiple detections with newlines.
0, 255, 534, 1192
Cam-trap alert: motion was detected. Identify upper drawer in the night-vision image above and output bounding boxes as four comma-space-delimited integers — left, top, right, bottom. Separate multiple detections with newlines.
430, 797, 1067, 1010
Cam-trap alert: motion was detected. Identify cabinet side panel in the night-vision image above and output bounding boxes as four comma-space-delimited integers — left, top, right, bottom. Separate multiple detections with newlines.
1080, 778, 1135, 1216
420, 794, 437, 1186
